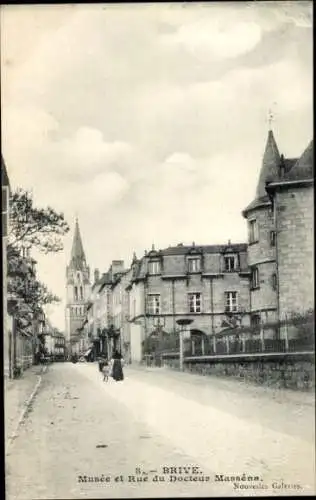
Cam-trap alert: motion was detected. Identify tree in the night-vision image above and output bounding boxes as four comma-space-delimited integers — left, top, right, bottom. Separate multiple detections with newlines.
8, 188, 69, 253
7, 246, 60, 308
289, 309, 314, 345
7, 190, 67, 338
7, 246, 60, 335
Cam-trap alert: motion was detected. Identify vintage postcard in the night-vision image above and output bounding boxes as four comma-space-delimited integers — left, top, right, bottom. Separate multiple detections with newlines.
2, 1, 314, 499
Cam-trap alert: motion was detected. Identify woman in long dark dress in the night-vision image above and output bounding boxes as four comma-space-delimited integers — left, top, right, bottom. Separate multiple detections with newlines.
111, 350, 124, 381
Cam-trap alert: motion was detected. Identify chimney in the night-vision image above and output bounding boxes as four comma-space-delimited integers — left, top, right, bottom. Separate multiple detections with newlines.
111, 260, 124, 277
228, 239, 231, 245
94, 268, 100, 283
279, 154, 285, 179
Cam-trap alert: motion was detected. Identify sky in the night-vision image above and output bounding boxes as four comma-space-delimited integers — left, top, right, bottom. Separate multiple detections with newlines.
1, 2, 313, 330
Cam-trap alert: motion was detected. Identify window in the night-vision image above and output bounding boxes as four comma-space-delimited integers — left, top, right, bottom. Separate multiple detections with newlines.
188, 258, 201, 273
225, 291, 238, 312
270, 231, 276, 247
248, 219, 259, 244
188, 292, 201, 313
250, 267, 259, 289
250, 314, 261, 328
148, 260, 161, 275
74, 286, 78, 301
272, 273, 277, 291
147, 294, 160, 314
224, 255, 237, 272
80, 286, 83, 300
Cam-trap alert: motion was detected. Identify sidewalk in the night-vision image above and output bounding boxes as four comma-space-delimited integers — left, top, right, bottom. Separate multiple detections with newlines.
4, 365, 46, 449
129, 362, 315, 407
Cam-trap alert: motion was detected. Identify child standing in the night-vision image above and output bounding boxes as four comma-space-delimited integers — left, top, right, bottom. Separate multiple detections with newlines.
102, 359, 110, 381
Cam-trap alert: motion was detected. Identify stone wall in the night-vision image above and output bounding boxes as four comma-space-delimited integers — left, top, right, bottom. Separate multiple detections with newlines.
162, 355, 315, 391
276, 185, 314, 316
246, 205, 278, 314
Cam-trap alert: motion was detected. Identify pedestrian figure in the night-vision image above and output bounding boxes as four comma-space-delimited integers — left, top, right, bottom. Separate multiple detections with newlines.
110, 350, 124, 382
102, 359, 110, 382
98, 357, 104, 373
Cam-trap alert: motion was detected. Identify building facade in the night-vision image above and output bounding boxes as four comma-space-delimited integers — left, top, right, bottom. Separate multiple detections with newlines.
65, 219, 91, 353
72, 129, 313, 363
126, 243, 251, 362
243, 130, 313, 333
2, 157, 11, 377
266, 140, 314, 320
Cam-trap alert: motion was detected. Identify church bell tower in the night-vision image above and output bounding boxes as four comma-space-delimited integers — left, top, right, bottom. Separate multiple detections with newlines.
65, 218, 91, 347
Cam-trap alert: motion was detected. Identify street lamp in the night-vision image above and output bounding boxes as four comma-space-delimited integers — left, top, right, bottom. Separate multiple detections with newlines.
176, 318, 193, 371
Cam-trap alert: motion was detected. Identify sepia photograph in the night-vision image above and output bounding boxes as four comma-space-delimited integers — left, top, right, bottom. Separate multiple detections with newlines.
1, 1, 314, 498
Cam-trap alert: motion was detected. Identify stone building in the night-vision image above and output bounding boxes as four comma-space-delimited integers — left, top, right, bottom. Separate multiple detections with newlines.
127, 242, 251, 362
72, 129, 313, 363
111, 267, 132, 362
242, 130, 281, 330
65, 219, 91, 353
243, 130, 314, 332
2, 157, 11, 377
266, 140, 314, 320
81, 260, 126, 359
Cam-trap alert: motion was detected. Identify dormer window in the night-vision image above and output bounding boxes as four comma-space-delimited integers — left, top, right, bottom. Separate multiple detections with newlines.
148, 260, 161, 275
223, 254, 237, 272
188, 257, 201, 273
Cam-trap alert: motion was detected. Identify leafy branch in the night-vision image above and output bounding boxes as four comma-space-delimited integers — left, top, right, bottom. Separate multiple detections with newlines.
8, 188, 69, 253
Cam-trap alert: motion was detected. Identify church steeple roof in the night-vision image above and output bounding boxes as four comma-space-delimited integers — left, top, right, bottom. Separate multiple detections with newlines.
70, 218, 86, 268
256, 129, 280, 199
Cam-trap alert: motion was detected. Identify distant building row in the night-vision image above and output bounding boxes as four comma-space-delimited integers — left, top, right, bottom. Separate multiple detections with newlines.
65, 130, 313, 362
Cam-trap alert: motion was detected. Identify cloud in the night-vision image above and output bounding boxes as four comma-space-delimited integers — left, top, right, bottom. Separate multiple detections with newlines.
1, 3, 312, 330
160, 19, 262, 60
51, 127, 135, 180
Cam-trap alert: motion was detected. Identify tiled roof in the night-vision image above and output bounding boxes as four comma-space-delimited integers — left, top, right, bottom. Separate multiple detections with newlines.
131, 243, 249, 281
160, 243, 247, 255
283, 158, 298, 174
243, 131, 311, 216
98, 272, 113, 291
284, 140, 313, 181
242, 195, 271, 216
256, 130, 280, 198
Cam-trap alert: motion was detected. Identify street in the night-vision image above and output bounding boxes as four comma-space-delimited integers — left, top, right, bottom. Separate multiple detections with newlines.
5, 363, 315, 499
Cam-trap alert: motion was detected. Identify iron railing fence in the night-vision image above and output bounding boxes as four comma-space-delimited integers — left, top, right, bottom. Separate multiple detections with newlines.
144, 312, 314, 358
